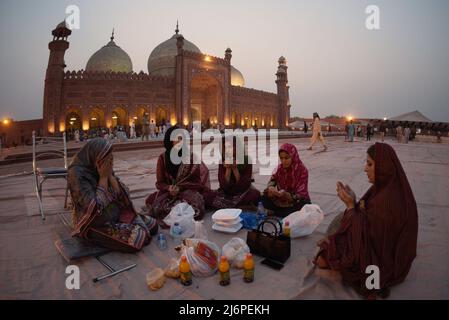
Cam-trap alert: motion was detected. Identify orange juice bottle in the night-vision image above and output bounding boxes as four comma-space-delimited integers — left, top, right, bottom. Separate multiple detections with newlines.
243, 253, 255, 283
179, 255, 192, 286
219, 256, 230, 286
284, 221, 291, 237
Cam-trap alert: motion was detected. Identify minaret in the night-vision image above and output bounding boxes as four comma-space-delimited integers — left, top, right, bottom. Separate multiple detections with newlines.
275, 56, 290, 129
175, 21, 185, 126
224, 48, 232, 127
43, 21, 71, 135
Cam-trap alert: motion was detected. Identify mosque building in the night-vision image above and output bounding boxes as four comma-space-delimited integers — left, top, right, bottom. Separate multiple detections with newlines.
43, 21, 291, 135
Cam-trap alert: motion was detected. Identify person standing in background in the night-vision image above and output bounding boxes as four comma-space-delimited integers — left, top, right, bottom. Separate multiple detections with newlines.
348, 121, 355, 142
404, 126, 411, 144
130, 120, 136, 139
307, 112, 327, 151
396, 125, 401, 143
149, 119, 156, 139
379, 121, 386, 142
366, 123, 372, 141
142, 114, 150, 141
345, 122, 349, 141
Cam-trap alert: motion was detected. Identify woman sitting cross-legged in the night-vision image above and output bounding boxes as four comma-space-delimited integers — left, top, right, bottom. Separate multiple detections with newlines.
314, 143, 418, 299
145, 125, 210, 226
204, 136, 260, 210
261, 143, 311, 218
68, 138, 158, 253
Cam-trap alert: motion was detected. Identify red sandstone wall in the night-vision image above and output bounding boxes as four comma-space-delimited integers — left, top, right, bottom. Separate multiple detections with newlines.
60, 71, 177, 130
230, 86, 279, 128
0, 119, 43, 147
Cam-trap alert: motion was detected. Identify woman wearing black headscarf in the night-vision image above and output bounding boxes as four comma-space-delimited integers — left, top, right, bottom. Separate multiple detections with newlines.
68, 138, 158, 252
145, 126, 210, 225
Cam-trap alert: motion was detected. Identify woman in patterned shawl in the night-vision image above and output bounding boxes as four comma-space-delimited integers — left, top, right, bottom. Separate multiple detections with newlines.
68, 138, 158, 252
145, 126, 210, 226
261, 143, 311, 218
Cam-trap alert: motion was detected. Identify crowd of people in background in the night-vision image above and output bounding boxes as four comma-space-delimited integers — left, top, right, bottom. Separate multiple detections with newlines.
65, 118, 172, 143
343, 121, 422, 144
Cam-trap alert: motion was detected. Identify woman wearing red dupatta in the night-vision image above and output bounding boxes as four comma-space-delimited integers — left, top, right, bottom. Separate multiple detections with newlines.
145, 126, 210, 225
262, 143, 311, 218
315, 143, 418, 299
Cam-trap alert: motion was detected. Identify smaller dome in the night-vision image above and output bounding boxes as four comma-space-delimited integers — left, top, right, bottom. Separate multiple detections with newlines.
230, 65, 245, 87
86, 34, 133, 73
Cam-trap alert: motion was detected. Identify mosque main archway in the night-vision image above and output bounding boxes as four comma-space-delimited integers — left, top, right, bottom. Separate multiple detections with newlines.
65, 111, 82, 131
190, 73, 223, 127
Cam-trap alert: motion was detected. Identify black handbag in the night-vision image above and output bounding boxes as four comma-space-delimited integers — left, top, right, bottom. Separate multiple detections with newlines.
246, 217, 291, 263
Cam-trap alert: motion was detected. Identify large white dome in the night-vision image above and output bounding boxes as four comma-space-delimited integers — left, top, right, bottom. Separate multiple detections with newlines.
86, 34, 133, 73
147, 32, 201, 77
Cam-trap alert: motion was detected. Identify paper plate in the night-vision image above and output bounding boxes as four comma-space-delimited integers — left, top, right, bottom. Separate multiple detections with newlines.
211, 208, 242, 221
212, 223, 243, 234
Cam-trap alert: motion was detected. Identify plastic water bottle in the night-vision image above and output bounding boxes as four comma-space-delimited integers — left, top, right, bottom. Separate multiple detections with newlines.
171, 222, 183, 245
257, 202, 266, 224
157, 233, 167, 251
173, 222, 183, 235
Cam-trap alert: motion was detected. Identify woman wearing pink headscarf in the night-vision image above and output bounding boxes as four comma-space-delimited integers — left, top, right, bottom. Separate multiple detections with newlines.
262, 143, 311, 218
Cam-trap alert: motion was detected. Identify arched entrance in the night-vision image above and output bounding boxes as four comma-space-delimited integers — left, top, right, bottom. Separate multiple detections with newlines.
231, 112, 237, 128
66, 111, 82, 131
65, 110, 82, 140
155, 106, 168, 126
133, 106, 149, 136
242, 112, 251, 129
112, 107, 127, 128
271, 115, 276, 128
89, 108, 105, 130
190, 73, 222, 128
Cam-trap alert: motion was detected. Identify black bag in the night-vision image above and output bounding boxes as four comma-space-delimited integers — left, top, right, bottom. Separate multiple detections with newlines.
246, 217, 291, 263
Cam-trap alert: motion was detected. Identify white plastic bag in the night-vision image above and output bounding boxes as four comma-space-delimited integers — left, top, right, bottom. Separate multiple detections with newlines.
169, 215, 195, 240
194, 220, 208, 240
181, 239, 220, 277
163, 202, 195, 226
222, 238, 250, 269
283, 204, 324, 238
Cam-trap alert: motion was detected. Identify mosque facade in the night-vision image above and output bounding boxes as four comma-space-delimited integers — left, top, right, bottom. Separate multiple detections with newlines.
43, 22, 291, 136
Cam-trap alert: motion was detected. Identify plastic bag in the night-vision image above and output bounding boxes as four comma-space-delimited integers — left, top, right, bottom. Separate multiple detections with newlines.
169, 215, 195, 240
164, 258, 180, 279
163, 202, 195, 226
146, 268, 165, 291
165, 202, 195, 240
181, 238, 220, 277
222, 238, 250, 269
194, 220, 208, 240
283, 204, 324, 238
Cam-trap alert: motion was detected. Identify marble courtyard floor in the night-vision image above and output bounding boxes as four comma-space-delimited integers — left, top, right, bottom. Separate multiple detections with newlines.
0, 136, 448, 299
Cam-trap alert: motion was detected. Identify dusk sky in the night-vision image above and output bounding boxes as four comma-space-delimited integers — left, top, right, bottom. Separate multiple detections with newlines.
1, 0, 449, 121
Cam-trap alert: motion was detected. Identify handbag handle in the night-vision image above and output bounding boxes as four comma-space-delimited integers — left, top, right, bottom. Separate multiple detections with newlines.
257, 217, 283, 236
